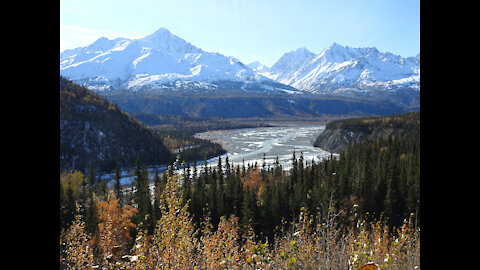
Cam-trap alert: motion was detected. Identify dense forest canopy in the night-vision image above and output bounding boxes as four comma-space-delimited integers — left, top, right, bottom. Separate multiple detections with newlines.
314, 111, 419, 153
324, 112, 419, 132
60, 110, 420, 269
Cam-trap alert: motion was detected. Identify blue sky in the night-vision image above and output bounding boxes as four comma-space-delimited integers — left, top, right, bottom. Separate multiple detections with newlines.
60, 0, 420, 67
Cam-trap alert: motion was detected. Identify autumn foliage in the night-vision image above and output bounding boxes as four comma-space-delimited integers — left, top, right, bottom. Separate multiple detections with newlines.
60, 161, 419, 269
95, 194, 138, 265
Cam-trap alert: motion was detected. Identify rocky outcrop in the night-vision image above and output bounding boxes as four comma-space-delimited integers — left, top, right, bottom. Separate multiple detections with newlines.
313, 112, 419, 154
314, 128, 355, 154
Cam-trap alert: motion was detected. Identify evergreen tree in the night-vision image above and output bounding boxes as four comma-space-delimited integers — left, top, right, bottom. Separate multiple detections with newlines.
133, 160, 152, 231
60, 178, 77, 231
95, 174, 108, 200
208, 167, 219, 227
191, 161, 205, 228
153, 167, 163, 225
240, 187, 257, 232
217, 156, 223, 181
181, 163, 191, 209
215, 158, 225, 220
114, 165, 122, 204
84, 162, 98, 235
274, 156, 282, 179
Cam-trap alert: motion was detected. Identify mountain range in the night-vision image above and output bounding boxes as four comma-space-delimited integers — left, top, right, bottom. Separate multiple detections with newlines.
60, 27, 299, 95
262, 44, 419, 96
60, 27, 420, 118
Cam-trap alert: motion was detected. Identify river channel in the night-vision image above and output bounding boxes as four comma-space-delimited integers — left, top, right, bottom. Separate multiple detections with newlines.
106, 124, 336, 187
195, 124, 336, 171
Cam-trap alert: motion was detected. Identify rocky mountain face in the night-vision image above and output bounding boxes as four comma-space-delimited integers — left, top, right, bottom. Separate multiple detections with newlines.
313, 112, 420, 153
60, 27, 299, 95
60, 27, 419, 119
263, 43, 419, 97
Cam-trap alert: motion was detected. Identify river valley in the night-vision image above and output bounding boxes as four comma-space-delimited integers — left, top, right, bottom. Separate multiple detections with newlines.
195, 124, 336, 171
106, 124, 336, 187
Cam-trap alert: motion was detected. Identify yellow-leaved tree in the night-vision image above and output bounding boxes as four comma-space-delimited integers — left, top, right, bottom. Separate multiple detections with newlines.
95, 193, 138, 267
128, 158, 199, 269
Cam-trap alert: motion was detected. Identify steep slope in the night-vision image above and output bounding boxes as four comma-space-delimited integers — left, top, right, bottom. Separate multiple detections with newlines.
60, 27, 299, 94
101, 90, 407, 119
265, 47, 316, 85
314, 112, 420, 153
247, 61, 271, 73
265, 43, 420, 96
60, 77, 171, 173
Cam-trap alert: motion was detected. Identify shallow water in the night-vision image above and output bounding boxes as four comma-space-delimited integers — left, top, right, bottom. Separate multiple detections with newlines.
195, 124, 337, 171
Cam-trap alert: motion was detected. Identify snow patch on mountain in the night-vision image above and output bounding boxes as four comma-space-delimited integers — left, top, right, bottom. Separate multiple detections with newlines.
265, 47, 316, 85
264, 43, 420, 95
60, 27, 299, 94
247, 61, 271, 73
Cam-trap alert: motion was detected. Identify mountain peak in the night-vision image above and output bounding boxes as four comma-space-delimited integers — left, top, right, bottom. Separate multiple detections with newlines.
146, 27, 172, 38
139, 27, 203, 54
294, 47, 314, 54
268, 47, 316, 83
319, 42, 368, 63
86, 36, 116, 52
327, 42, 344, 49
60, 27, 296, 94
264, 43, 420, 94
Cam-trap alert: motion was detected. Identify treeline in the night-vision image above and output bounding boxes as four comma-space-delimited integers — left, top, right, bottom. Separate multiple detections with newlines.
60, 127, 419, 242
132, 113, 271, 133
179, 130, 419, 241
134, 113, 268, 164
60, 158, 420, 269
324, 112, 419, 134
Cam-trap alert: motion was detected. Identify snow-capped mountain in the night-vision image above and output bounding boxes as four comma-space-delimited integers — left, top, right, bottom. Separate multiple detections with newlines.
264, 43, 420, 96
60, 27, 299, 94
267, 47, 316, 84
246, 61, 270, 73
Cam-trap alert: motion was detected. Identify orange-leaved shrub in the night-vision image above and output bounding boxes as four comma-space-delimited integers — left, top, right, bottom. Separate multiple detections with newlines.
60, 160, 420, 269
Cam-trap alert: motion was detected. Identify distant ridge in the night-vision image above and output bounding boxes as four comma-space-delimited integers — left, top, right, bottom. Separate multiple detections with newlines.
264, 43, 419, 96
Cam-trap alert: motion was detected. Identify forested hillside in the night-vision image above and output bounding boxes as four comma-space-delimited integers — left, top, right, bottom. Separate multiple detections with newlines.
314, 112, 420, 153
60, 110, 420, 268
60, 76, 171, 173
101, 90, 408, 119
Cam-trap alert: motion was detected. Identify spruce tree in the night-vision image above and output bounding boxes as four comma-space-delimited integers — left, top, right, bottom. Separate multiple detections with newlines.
181, 163, 191, 209
153, 167, 162, 224
114, 165, 122, 204
133, 161, 152, 230
240, 187, 257, 232
84, 162, 98, 235
208, 168, 219, 227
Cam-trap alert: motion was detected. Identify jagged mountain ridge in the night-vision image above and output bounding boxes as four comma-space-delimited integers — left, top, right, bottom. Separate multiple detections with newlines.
60, 27, 419, 118
263, 43, 420, 95
60, 27, 300, 94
